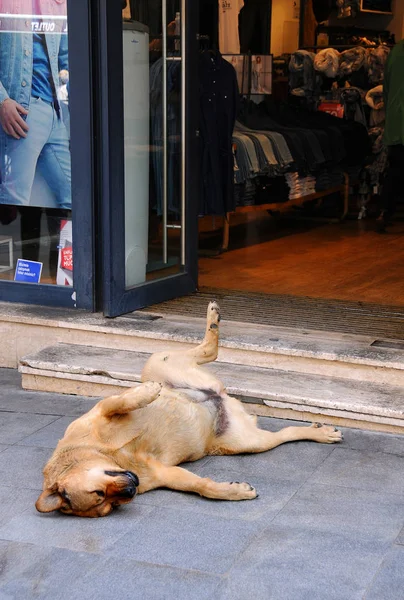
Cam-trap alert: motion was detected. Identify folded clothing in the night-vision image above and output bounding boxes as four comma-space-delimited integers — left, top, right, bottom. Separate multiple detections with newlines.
314, 48, 340, 79
285, 172, 316, 199
339, 46, 367, 77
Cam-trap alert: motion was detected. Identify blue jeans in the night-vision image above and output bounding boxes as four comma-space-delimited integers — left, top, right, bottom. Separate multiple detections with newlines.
0, 97, 71, 209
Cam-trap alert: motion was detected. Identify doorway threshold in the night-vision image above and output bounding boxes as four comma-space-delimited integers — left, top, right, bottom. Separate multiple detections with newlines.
142, 287, 404, 340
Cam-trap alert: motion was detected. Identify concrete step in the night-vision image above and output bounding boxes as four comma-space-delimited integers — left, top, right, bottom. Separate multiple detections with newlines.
19, 344, 404, 434
3, 301, 404, 386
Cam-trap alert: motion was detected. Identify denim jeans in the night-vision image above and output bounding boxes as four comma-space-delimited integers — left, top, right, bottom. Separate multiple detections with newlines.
0, 97, 71, 208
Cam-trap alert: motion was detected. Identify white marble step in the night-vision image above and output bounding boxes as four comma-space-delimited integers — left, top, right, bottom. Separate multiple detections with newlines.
3, 301, 404, 384
19, 344, 404, 434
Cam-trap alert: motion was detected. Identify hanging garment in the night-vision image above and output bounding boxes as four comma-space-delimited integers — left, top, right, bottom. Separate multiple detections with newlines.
367, 45, 390, 85
289, 50, 317, 97
199, 51, 240, 215
238, 0, 270, 54
218, 0, 244, 54
365, 86, 385, 127
314, 48, 340, 79
341, 87, 367, 129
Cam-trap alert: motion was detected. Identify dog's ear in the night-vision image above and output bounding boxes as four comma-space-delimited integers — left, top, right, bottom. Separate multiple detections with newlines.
35, 488, 63, 513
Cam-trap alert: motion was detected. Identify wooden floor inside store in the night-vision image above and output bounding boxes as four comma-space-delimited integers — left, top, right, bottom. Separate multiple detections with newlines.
198, 214, 404, 307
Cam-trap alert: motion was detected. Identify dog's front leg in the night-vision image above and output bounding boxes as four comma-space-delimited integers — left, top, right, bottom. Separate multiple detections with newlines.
99, 382, 162, 417
141, 461, 257, 501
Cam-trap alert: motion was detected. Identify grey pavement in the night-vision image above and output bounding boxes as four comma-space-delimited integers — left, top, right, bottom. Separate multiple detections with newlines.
0, 367, 403, 600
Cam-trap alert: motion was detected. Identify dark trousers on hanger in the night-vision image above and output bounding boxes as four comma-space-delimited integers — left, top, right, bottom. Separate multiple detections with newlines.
380, 144, 404, 219
239, 0, 270, 55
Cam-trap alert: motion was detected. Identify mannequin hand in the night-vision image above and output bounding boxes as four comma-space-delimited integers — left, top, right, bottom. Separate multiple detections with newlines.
0, 99, 29, 139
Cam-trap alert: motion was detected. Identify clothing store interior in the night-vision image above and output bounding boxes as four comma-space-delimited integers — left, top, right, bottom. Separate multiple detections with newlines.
139, 0, 404, 313
1, 1, 403, 317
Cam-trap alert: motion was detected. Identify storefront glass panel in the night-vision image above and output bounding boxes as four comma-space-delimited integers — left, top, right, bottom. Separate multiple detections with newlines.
122, 1, 184, 290
0, 0, 72, 286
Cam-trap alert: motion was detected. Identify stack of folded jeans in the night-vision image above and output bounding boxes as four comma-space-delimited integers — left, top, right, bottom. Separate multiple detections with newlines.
315, 168, 344, 192
285, 172, 316, 200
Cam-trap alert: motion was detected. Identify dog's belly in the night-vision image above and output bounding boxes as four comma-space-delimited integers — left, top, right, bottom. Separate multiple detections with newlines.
124, 390, 217, 465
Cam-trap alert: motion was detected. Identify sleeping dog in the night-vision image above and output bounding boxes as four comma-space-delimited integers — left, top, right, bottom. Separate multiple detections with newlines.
36, 302, 342, 517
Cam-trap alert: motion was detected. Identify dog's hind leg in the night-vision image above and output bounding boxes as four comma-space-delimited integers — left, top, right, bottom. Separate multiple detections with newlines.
98, 382, 162, 417
209, 399, 342, 455
139, 459, 257, 501
141, 301, 224, 393
185, 300, 221, 365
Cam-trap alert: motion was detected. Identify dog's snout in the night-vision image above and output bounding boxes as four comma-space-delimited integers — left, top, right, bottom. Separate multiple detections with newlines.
104, 470, 139, 487
125, 471, 139, 487
119, 485, 137, 499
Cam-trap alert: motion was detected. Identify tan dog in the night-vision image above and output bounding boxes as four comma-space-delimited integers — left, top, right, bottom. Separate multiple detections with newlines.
36, 302, 342, 517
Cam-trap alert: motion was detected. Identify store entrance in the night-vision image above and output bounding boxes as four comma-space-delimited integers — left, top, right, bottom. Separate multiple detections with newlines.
185, 0, 404, 333
97, 0, 199, 317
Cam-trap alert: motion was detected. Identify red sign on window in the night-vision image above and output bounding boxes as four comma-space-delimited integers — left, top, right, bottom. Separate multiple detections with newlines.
61, 247, 73, 271
318, 102, 344, 119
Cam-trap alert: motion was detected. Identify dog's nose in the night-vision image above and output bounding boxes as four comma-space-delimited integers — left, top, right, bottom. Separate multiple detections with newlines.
124, 471, 139, 487
120, 484, 137, 499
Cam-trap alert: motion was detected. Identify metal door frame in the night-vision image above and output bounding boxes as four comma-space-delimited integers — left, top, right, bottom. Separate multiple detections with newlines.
96, 0, 199, 317
0, 0, 95, 310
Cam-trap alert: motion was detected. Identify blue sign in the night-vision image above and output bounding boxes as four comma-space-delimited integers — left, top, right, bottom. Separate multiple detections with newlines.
14, 259, 43, 284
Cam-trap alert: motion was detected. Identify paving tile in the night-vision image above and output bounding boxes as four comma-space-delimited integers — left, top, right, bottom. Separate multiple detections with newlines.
0, 444, 8, 453
107, 506, 262, 574
0, 412, 58, 444
365, 547, 404, 600
309, 447, 404, 495
190, 440, 336, 484
62, 557, 223, 600
219, 528, 387, 600
271, 482, 404, 543
0, 368, 20, 388
0, 539, 102, 600
16, 416, 76, 448
0, 446, 54, 489
136, 469, 299, 524
0, 486, 39, 527
0, 504, 155, 553
337, 427, 404, 457
0, 390, 98, 417
218, 481, 404, 600
395, 524, 404, 545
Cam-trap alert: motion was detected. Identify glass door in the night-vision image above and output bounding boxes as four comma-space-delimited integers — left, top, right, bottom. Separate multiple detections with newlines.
98, 0, 198, 317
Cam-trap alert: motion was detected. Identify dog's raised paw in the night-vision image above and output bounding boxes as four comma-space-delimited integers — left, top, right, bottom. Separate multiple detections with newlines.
207, 301, 221, 325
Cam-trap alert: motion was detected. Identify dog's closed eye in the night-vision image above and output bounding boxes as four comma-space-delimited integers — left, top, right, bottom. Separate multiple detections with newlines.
60, 490, 71, 506
94, 490, 105, 497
